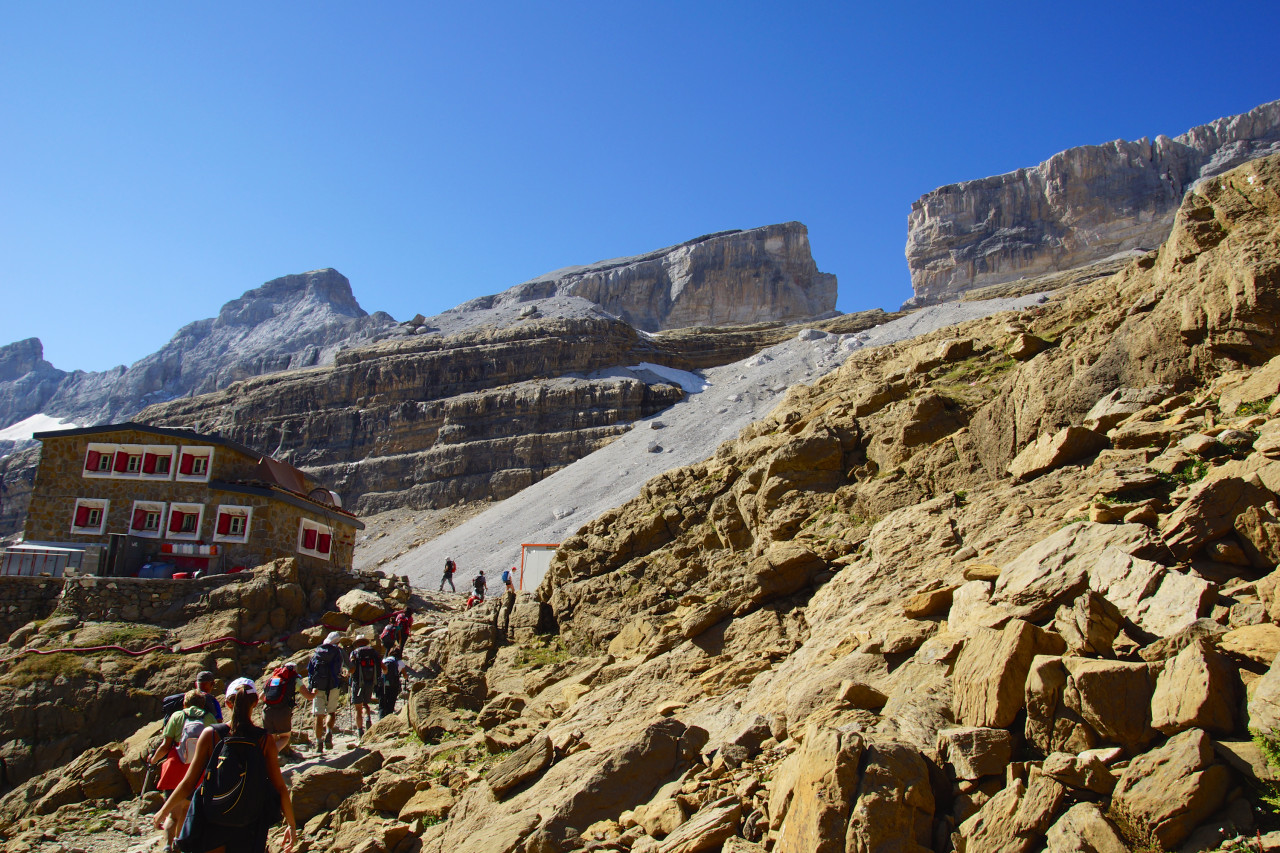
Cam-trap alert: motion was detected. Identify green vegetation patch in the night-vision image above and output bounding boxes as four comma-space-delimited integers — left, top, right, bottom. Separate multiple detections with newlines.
1237, 395, 1276, 416
511, 637, 573, 669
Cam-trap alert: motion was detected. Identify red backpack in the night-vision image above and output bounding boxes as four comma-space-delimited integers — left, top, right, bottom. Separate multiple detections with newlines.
262, 666, 296, 706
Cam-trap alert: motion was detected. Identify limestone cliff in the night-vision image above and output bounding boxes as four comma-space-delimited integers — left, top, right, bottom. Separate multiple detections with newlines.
463, 222, 837, 331
905, 98, 1280, 306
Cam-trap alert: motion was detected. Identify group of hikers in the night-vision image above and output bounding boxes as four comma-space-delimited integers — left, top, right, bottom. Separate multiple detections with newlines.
438, 556, 516, 609
145, 608, 414, 853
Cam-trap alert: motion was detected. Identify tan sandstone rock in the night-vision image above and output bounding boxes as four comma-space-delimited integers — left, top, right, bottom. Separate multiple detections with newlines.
953, 620, 1066, 728
1149, 639, 1240, 735
1007, 426, 1108, 482
1110, 728, 1229, 849
1044, 802, 1128, 853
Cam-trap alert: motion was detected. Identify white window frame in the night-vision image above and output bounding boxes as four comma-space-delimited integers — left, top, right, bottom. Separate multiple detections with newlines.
129, 500, 167, 539
212, 505, 253, 544
297, 518, 334, 560
166, 502, 205, 541
70, 498, 110, 535
176, 446, 214, 483
140, 445, 176, 480
83, 443, 118, 479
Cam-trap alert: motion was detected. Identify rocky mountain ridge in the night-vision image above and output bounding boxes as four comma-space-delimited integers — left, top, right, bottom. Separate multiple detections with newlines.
0, 268, 396, 437
905, 98, 1280, 306
7, 152, 1280, 853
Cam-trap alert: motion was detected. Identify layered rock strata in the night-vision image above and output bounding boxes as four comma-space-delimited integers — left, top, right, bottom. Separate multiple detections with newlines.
136, 311, 893, 516
906, 98, 1280, 306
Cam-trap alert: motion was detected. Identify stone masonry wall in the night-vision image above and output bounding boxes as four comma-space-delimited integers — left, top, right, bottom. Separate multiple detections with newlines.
53, 573, 246, 625
0, 577, 63, 642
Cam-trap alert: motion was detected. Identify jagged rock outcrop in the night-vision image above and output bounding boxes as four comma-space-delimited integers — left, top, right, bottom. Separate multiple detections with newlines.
906, 98, 1280, 306
0, 269, 395, 435
464, 222, 837, 331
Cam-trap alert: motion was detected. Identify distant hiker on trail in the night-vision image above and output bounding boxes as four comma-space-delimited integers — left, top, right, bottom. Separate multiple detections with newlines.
148, 689, 215, 853
261, 661, 313, 760
378, 654, 406, 719
472, 570, 488, 601
500, 568, 517, 634
156, 678, 297, 853
348, 638, 381, 738
393, 607, 414, 655
439, 557, 457, 592
308, 632, 344, 754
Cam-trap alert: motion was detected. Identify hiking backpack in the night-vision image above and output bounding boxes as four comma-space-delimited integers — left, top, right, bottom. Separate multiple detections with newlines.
379, 623, 398, 648
196, 724, 276, 828
161, 692, 185, 720
308, 644, 340, 691
501, 569, 511, 586
262, 667, 296, 706
175, 715, 206, 764
352, 648, 380, 689
444, 559, 455, 575
473, 575, 485, 594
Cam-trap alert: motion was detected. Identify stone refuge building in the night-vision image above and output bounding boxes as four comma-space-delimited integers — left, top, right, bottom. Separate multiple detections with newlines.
16, 422, 364, 576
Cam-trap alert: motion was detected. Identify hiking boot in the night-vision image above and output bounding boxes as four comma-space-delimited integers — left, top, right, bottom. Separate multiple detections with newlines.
324, 731, 334, 749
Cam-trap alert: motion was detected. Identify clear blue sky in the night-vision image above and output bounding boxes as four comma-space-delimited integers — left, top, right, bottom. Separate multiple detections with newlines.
2, 2, 1276, 372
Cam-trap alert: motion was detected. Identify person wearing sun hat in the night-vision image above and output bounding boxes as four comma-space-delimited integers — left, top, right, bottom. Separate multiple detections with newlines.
154, 676, 297, 852
307, 631, 344, 753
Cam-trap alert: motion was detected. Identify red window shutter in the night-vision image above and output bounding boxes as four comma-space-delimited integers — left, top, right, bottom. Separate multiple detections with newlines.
75, 506, 91, 527
169, 511, 185, 533
132, 509, 146, 529
303, 528, 317, 549
85, 451, 100, 471
180, 453, 194, 475
114, 452, 130, 472
217, 513, 232, 535
317, 533, 332, 554
142, 453, 157, 474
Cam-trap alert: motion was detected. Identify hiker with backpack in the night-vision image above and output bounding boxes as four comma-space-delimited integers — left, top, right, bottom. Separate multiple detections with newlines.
155, 678, 297, 853
472, 570, 488, 601
308, 632, 344, 754
260, 662, 313, 760
439, 557, 457, 592
348, 638, 381, 738
377, 654, 407, 718
160, 671, 223, 727
148, 689, 216, 853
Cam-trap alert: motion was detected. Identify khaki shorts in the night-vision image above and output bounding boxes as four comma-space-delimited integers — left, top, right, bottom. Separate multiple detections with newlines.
262, 702, 293, 735
312, 688, 342, 715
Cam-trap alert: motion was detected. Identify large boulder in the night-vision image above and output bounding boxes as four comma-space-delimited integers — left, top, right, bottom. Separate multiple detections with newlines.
953, 620, 1066, 728
954, 766, 1065, 853
1149, 639, 1240, 735
1061, 658, 1156, 754
658, 796, 741, 853
1007, 427, 1108, 482
1110, 728, 1230, 849
1161, 477, 1273, 561
1044, 802, 1129, 853
291, 766, 365, 825
937, 727, 1013, 781
1026, 656, 1098, 756
487, 735, 553, 798
993, 523, 1164, 621
845, 740, 934, 853
335, 588, 390, 624
770, 725, 864, 853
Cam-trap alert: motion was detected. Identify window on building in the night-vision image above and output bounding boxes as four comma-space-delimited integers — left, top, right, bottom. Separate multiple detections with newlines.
141, 448, 175, 478
84, 445, 117, 477
214, 505, 252, 543
177, 447, 214, 482
130, 501, 166, 538
297, 519, 333, 560
167, 503, 205, 540
70, 499, 110, 535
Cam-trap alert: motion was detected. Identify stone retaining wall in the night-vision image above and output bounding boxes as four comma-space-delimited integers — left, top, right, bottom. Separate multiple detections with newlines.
0, 577, 64, 641
54, 573, 247, 625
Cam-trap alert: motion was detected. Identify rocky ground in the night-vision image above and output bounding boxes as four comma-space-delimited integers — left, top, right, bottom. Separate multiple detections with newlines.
6, 153, 1280, 853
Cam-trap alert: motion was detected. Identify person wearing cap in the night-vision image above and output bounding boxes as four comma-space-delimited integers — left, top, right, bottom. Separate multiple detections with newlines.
307, 632, 344, 753
261, 661, 314, 760
148, 689, 216, 853
440, 556, 457, 592
155, 677, 297, 853
195, 670, 223, 722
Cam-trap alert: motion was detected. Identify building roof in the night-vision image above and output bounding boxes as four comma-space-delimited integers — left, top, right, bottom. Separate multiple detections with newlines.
34, 421, 267, 461
34, 421, 363, 527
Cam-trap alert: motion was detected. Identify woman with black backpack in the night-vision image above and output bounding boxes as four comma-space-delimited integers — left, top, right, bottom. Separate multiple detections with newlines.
154, 677, 297, 853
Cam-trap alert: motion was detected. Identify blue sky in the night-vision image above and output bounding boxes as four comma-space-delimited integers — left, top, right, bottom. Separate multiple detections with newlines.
2, 2, 1276, 372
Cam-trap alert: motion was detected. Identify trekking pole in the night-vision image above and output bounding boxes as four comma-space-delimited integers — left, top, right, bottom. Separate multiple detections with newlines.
133, 761, 156, 835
